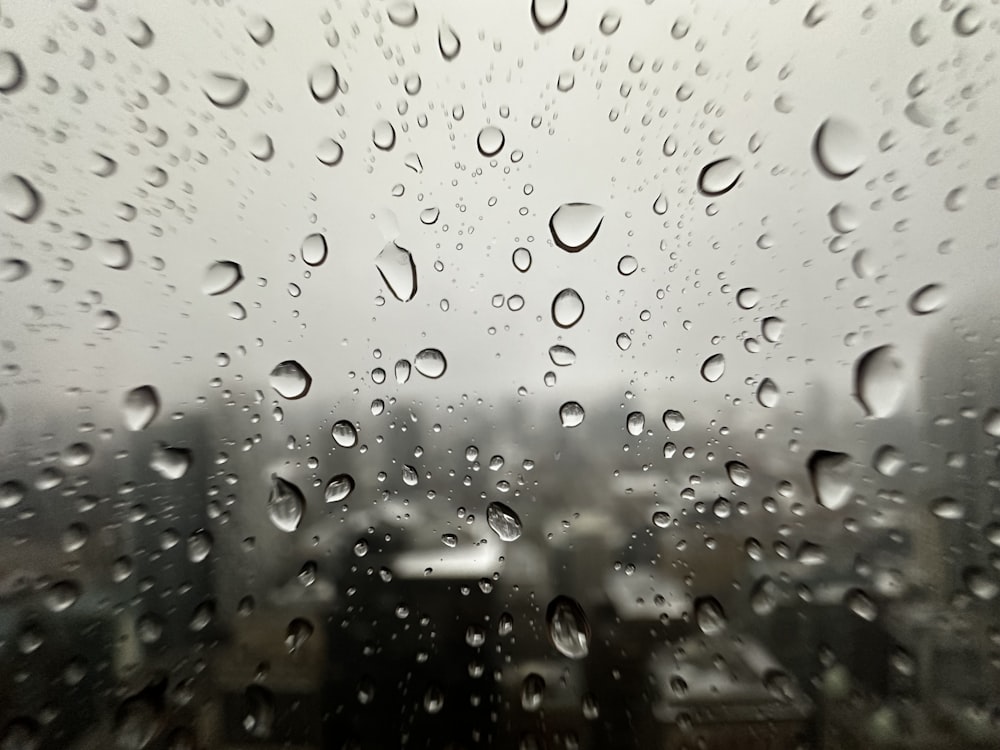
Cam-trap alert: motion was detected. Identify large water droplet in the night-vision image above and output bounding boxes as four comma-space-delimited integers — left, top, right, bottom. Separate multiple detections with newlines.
372, 120, 396, 151
559, 401, 585, 428
828, 202, 860, 233
487, 501, 522, 541
301, 234, 328, 266
100, 239, 133, 270
854, 345, 904, 417
202, 260, 243, 296
626, 411, 645, 436
387, 1, 418, 27
761, 316, 785, 343
376, 241, 417, 302
242, 685, 275, 738
521, 673, 545, 712
332, 420, 358, 448
325, 474, 355, 503
285, 617, 314, 653
873, 445, 904, 477
316, 138, 343, 166
813, 117, 865, 179
123, 385, 160, 431
930, 496, 965, 520
308, 63, 340, 102
267, 476, 305, 533
694, 597, 727, 636
808, 450, 852, 510
908, 284, 946, 315
187, 530, 213, 563
114, 690, 163, 750
531, 0, 568, 32
757, 378, 779, 408
662, 409, 685, 431
246, 15, 274, 45
700, 353, 725, 382
438, 23, 461, 60
599, 10, 621, 34
652, 193, 668, 215
549, 345, 576, 367
414, 348, 447, 378
0, 51, 26, 94
150, 444, 192, 480
269, 360, 312, 399
552, 288, 584, 328
2, 175, 43, 222
697, 158, 742, 196
844, 589, 877, 621
202, 73, 248, 108
726, 461, 752, 487
546, 595, 590, 659
512, 247, 532, 272
549, 203, 604, 252
0, 480, 25, 509
477, 126, 505, 157
249, 133, 274, 161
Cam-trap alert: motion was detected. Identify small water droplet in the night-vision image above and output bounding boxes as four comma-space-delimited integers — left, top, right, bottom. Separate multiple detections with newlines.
700, 353, 725, 382
0, 51, 26, 94
376, 241, 417, 302
414, 348, 447, 378
477, 126, 505, 157
202, 73, 248, 108
267, 475, 305, 533
512, 247, 532, 272
150, 444, 192, 480
332, 420, 358, 448
0, 258, 29, 282
697, 158, 742, 196
123, 385, 160, 431
908, 284, 946, 315
549, 203, 604, 252
808, 450, 852, 510
269, 360, 311, 399
100, 239, 133, 270
963, 567, 998, 600
325, 473, 355, 503
813, 117, 865, 179
438, 23, 461, 60
531, 0, 568, 32
854, 345, 904, 417
308, 63, 340, 102
250, 133, 274, 161
559, 401, 585, 428
2, 175, 43, 222
546, 595, 590, 658
652, 511, 670, 528
202, 260, 243, 296
187, 530, 213, 563
552, 288, 584, 328
626, 411, 645, 436
694, 596, 727, 635
300, 234, 328, 266
487, 501, 523, 541
394, 359, 412, 384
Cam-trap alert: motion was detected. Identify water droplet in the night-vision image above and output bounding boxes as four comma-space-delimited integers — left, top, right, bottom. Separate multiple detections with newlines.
983, 408, 1000, 437
114, 690, 163, 750
828, 202, 860, 233
908, 284, 946, 315
512, 247, 532, 272
599, 10, 621, 35
202, 260, 243, 296
761, 316, 785, 343
697, 158, 742, 196
187, 530, 213, 563
301, 234, 328, 267
419, 207, 439, 225
487, 501, 523, 541
316, 138, 343, 166
808, 450, 852, 510
736, 288, 759, 310
844, 589, 877, 621
438, 23, 461, 60
400, 464, 419, 486
309, 63, 340, 102
546, 595, 590, 659
548, 345, 576, 367
854, 345, 904, 417
267, 476, 305, 533
0, 719, 40, 750
930, 496, 965, 520
0, 51, 25, 94
150, 444, 192, 480
616, 333, 632, 351
964, 567, 998, 600
695, 596, 727, 635
123, 385, 160, 431
202, 73, 248, 108
376, 241, 417, 301
2, 175, 43, 222
726, 461, 751, 487
652, 193, 668, 215
954, 5, 982, 36
269, 360, 311, 399
125, 17, 154, 47
521, 673, 545, 711
757, 378, 779, 408
552, 288, 584, 328
414, 348, 447, 378
250, 133, 274, 161
423, 687, 444, 714
662, 410, 685, 431
617, 255, 638, 276
549, 203, 604, 252
626, 411, 645, 436
246, 15, 274, 46
100, 239, 133, 270
0, 480, 23, 510
44, 579, 80, 612
243, 685, 275, 738
325, 473, 355, 503
285, 617, 314, 653
477, 126, 505, 157
386, 0, 418, 26
531, 0, 568, 32
372, 120, 396, 151
813, 117, 865, 179
873, 445, 904, 477
332, 420, 358, 448
700, 353, 725, 383
0, 258, 29, 282
559, 401, 585, 428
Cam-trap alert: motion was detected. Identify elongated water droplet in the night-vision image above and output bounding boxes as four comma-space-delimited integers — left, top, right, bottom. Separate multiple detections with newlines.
652, 193, 668, 215
487, 501, 522, 541
695, 596, 727, 635
325, 473, 355, 503
316, 138, 343, 166
419, 207, 439, 225
546, 595, 589, 658
246, 16, 274, 45
549, 344, 576, 367
761, 316, 784, 343
2, 175, 42, 222
0, 258, 29, 282
626, 411, 645, 436
983, 408, 1000, 437
757, 378, 779, 407
267, 476, 304, 533
477, 126, 505, 157
616, 332, 632, 351
521, 673, 545, 711
930, 496, 965, 520
372, 120, 396, 151
808, 450, 852, 510
908, 284, 946, 315
309, 63, 339, 102
332, 420, 358, 448
512, 247, 532, 272
0, 51, 26, 94
269, 360, 311, 399
387, 1, 417, 26
552, 288, 584, 328
423, 687, 444, 714
243, 685, 275, 738
203, 73, 248, 108
187, 530, 213, 563
414, 348, 447, 378
100, 239, 133, 270
701, 353, 725, 382
599, 10, 621, 35
150, 444, 192, 480
393, 359, 411, 384
285, 617, 314, 653
726, 460, 751, 487
202, 260, 243, 296
532, 0, 568, 32
549, 203, 603, 252
123, 385, 160, 431
376, 241, 417, 301
697, 158, 742, 196
250, 133, 274, 161
854, 345, 904, 417
438, 23, 461, 60
559, 401, 585, 428
844, 589, 877, 621
813, 117, 865, 179
301, 234, 328, 266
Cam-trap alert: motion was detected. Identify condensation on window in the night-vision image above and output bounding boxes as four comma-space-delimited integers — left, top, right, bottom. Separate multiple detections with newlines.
0, 1, 998, 749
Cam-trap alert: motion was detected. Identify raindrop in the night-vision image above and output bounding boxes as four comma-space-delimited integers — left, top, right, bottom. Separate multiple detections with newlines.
954, 5, 982, 36
477, 126, 505, 157
854, 345, 904, 418
202, 261, 243, 296
908, 284, 946, 315
700, 353, 725, 383
438, 24, 461, 60
552, 288, 584, 328
808, 450, 852, 510
652, 511, 670, 528
202, 73, 248, 108
662, 409, 685, 431
376, 241, 417, 302
372, 120, 396, 150
617, 255, 638, 276
873, 445, 904, 477
697, 158, 742, 196
726, 461, 751, 487
983, 408, 1000, 437
616, 333, 632, 351
325, 474, 355, 503
125, 18, 154, 47
301, 234, 328, 266
419, 207, 439, 225
0, 719, 39, 750
387, 1, 418, 27
626, 411, 645, 436
308, 63, 340, 102
246, 16, 274, 46
285, 617, 314, 653
757, 378, 779, 408
150, 445, 192, 480
695, 597, 727, 635
187, 530, 213, 563
652, 193, 668, 215
761, 316, 784, 343
243, 685, 275, 738
401, 464, 419, 486
2, 175, 43, 222
964, 567, 998, 600
100, 239, 133, 270
546, 595, 590, 659
736, 288, 759, 309
0, 258, 29, 282
930, 496, 965, 520
521, 673, 545, 712
531, 0, 568, 32
512, 247, 532, 272
0, 51, 26, 94
844, 589, 877, 621
828, 203, 860, 233
123, 386, 160, 431
250, 133, 274, 161
316, 138, 343, 166
267, 476, 305, 533
549, 203, 604, 252
332, 420, 358, 448
269, 360, 312, 399
599, 10, 621, 35
44, 580, 80, 612
414, 348, 447, 378
559, 401, 585, 428
813, 117, 865, 179
423, 687, 444, 714
487, 501, 523, 541
549, 345, 576, 367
